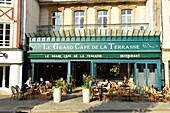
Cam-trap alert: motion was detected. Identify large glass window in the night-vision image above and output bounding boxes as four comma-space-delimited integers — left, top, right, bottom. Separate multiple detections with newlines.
96, 63, 134, 81
0, 0, 12, 5
74, 11, 84, 28
0, 23, 10, 47
97, 10, 108, 27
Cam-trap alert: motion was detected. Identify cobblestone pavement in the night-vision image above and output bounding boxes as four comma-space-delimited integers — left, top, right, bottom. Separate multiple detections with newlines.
0, 88, 170, 113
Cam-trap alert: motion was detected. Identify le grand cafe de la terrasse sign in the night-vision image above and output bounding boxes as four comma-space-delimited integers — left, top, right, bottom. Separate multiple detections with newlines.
29, 42, 160, 58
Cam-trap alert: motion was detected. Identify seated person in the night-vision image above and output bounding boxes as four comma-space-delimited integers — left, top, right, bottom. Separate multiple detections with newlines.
21, 76, 32, 93
25, 76, 32, 88
102, 79, 111, 93
123, 75, 128, 85
89, 78, 95, 87
40, 77, 46, 86
162, 84, 169, 94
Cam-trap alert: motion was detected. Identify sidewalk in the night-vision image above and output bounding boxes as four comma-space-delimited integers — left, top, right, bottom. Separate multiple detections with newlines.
0, 88, 170, 113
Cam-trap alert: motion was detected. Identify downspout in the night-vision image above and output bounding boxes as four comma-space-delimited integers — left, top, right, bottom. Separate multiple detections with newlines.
160, 0, 164, 44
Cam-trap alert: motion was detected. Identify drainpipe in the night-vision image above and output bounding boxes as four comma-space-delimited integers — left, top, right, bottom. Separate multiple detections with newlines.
160, 0, 165, 88
160, 0, 164, 45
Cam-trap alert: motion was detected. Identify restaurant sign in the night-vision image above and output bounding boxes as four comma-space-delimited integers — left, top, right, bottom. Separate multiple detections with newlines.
29, 42, 160, 53
28, 52, 161, 59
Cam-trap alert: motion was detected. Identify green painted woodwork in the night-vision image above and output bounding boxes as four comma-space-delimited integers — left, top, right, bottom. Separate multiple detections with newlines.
28, 52, 161, 59
29, 41, 160, 53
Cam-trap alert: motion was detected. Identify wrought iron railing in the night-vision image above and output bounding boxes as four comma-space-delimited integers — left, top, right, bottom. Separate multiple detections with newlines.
37, 23, 149, 32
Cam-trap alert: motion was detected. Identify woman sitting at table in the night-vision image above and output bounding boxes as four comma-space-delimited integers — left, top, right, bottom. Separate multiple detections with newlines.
102, 79, 111, 93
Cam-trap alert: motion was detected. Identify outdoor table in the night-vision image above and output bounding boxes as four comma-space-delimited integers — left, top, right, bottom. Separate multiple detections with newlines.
120, 85, 133, 102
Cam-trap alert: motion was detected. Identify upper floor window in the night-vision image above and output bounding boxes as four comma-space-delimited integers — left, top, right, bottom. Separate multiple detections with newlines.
121, 10, 132, 23
121, 9, 132, 29
51, 12, 62, 30
0, 0, 12, 5
97, 10, 108, 28
51, 12, 62, 26
0, 23, 10, 47
74, 11, 84, 28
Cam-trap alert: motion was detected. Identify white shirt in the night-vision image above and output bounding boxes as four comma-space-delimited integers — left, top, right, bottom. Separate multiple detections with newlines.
25, 79, 32, 88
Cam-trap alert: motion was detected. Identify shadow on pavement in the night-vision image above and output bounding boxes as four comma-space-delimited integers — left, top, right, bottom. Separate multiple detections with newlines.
79, 95, 164, 113
0, 95, 49, 113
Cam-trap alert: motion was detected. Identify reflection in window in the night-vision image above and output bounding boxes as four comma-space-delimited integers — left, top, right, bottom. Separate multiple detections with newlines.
137, 64, 145, 72
97, 63, 120, 79
148, 64, 157, 72
97, 10, 108, 27
74, 11, 84, 28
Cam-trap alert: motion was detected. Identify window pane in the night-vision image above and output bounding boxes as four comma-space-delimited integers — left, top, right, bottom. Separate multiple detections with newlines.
103, 11, 107, 15
121, 16, 125, 23
0, 35, 3, 40
0, 24, 3, 29
127, 16, 131, 23
80, 11, 84, 16
74, 12, 79, 16
57, 12, 61, 16
127, 10, 132, 14
6, 24, 10, 29
0, 30, 3, 34
103, 17, 107, 25
5, 30, 10, 34
98, 17, 102, 24
121, 10, 125, 14
80, 17, 84, 25
98, 11, 102, 15
52, 18, 56, 25
74, 18, 78, 25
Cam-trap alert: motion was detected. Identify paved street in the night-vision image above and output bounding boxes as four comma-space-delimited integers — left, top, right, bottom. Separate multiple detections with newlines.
0, 88, 170, 113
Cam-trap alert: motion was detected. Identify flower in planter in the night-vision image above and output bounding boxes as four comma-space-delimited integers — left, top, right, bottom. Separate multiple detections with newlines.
52, 77, 66, 93
82, 75, 93, 94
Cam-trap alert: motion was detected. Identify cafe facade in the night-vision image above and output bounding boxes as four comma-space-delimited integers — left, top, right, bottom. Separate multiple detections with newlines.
25, 29, 162, 90
23, 0, 163, 90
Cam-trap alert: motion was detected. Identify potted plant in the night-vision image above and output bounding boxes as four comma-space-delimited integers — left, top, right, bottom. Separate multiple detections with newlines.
82, 75, 92, 103
52, 77, 65, 103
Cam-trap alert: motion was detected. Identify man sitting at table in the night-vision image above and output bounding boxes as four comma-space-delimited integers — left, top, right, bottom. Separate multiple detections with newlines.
89, 77, 95, 87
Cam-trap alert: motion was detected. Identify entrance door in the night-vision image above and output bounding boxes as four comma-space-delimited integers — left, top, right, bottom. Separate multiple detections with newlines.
0, 66, 10, 88
71, 61, 90, 87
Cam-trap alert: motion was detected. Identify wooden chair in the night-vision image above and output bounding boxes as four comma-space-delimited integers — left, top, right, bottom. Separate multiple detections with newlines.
91, 87, 101, 101
39, 85, 52, 100
27, 86, 35, 99
103, 87, 117, 101
10, 86, 18, 100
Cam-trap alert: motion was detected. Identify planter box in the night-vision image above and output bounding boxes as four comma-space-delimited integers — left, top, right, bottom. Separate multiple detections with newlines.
82, 88, 90, 103
53, 88, 61, 103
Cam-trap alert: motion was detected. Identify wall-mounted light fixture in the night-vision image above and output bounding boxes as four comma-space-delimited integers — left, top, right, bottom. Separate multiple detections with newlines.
0, 53, 8, 59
